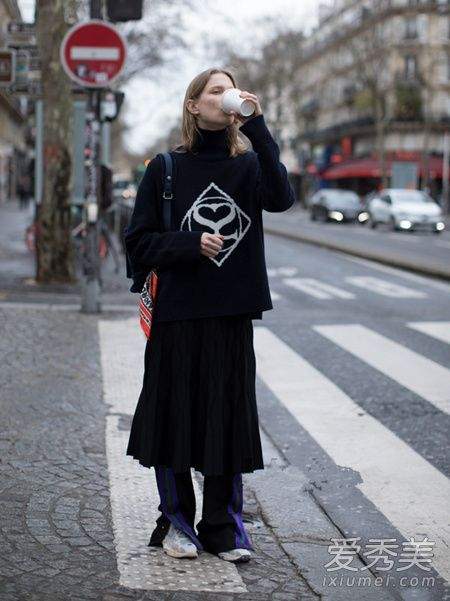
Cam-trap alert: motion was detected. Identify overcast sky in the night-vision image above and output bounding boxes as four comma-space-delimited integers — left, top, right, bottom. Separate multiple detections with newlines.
17, 0, 320, 154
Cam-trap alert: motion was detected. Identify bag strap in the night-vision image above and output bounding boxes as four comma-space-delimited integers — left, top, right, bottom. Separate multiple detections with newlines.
161, 152, 173, 231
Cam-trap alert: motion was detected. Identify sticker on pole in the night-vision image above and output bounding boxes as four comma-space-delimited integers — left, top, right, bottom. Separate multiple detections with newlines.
60, 20, 126, 88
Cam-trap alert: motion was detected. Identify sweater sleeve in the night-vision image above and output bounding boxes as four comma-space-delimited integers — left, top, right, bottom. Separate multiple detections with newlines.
124, 155, 203, 270
239, 114, 296, 212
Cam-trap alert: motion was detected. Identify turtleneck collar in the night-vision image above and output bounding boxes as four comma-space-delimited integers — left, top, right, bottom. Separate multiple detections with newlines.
192, 125, 229, 156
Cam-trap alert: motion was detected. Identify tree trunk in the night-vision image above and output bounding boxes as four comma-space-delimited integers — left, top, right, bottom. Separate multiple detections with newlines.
375, 98, 388, 189
421, 90, 431, 192
36, 0, 76, 283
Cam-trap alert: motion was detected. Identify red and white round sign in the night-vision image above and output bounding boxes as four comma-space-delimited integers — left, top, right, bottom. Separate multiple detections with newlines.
60, 20, 126, 88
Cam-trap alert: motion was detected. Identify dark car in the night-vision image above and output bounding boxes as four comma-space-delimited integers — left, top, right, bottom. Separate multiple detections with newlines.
307, 189, 368, 223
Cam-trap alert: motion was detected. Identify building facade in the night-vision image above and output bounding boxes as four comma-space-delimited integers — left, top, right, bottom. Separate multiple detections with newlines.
287, 0, 450, 198
0, 0, 27, 205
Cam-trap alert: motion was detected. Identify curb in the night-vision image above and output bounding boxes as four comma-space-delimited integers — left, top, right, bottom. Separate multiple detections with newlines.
263, 225, 450, 282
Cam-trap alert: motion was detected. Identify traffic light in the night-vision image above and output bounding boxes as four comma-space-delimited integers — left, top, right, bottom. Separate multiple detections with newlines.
106, 0, 143, 22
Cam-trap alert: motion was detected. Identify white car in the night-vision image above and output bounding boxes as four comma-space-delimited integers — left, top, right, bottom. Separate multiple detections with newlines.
367, 189, 445, 233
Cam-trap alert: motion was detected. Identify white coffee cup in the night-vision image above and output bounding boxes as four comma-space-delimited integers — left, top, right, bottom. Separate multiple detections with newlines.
221, 88, 255, 117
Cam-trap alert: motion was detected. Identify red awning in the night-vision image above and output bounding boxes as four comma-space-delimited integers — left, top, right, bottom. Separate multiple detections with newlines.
321, 156, 448, 180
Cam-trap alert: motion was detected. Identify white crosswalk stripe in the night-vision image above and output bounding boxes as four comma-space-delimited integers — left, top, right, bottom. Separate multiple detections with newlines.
267, 266, 298, 277
253, 325, 450, 582
314, 324, 450, 415
342, 255, 450, 294
346, 276, 427, 298
98, 319, 246, 594
283, 277, 356, 299
408, 321, 450, 345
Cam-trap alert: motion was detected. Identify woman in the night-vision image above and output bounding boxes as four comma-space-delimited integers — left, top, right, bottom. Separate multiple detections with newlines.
125, 67, 295, 563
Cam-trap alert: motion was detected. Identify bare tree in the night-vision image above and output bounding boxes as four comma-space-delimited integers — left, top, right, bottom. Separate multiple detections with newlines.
128, 14, 305, 167
210, 17, 304, 141
35, 0, 78, 283
115, 0, 199, 85
416, 48, 443, 191
110, 0, 203, 173
341, 14, 392, 188
35, 0, 202, 284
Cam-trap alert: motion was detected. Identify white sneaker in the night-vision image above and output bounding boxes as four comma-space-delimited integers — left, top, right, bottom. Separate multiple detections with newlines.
218, 548, 251, 563
162, 523, 198, 559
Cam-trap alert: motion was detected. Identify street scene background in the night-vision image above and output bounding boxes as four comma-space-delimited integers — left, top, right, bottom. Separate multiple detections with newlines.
0, 0, 450, 600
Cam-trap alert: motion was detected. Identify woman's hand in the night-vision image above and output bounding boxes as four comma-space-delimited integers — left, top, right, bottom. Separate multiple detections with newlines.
231, 91, 262, 126
200, 232, 225, 258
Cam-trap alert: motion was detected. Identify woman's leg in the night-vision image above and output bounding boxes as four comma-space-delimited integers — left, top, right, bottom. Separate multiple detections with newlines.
151, 466, 203, 551
197, 473, 254, 554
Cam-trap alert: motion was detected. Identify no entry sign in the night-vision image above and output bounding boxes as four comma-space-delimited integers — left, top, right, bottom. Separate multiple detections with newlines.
60, 20, 126, 88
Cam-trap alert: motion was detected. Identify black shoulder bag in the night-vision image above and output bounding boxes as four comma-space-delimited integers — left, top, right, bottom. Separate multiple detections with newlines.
137, 151, 174, 339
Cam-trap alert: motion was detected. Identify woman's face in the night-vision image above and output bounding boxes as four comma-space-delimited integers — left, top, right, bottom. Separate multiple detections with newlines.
187, 72, 236, 130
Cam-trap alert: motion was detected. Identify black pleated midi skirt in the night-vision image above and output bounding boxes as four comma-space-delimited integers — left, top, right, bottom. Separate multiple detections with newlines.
126, 313, 265, 476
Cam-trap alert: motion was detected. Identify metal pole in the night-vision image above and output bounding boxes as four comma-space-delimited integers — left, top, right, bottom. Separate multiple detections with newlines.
34, 98, 43, 277
101, 120, 111, 166
72, 99, 87, 205
81, 0, 104, 313
443, 131, 449, 217
34, 99, 43, 206
81, 89, 102, 313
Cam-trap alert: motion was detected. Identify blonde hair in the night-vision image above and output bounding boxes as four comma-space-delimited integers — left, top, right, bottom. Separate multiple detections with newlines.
173, 67, 249, 158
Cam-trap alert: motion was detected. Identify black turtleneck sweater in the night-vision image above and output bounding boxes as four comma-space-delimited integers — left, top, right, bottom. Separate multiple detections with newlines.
125, 114, 295, 322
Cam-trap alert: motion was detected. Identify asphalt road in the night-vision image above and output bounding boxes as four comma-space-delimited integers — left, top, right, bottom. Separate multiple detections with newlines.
263, 205, 450, 279
255, 232, 450, 599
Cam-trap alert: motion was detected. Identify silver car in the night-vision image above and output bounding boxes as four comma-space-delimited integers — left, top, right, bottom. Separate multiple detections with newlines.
367, 189, 445, 233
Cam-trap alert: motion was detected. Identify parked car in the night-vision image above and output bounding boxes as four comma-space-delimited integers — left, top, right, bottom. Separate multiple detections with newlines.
307, 189, 368, 223
366, 188, 445, 233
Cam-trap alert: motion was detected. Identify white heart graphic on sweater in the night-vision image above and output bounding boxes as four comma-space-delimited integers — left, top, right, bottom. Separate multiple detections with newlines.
180, 182, 251, 267
194, 203, 236, 232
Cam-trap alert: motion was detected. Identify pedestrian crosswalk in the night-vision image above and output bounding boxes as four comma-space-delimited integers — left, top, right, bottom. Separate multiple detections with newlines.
408, 321, 450, 345
314, 324, 450, 414
269, 273, 437, 301
346, 276, 428, 298
99, 317, 450, 590
283, 277, 356, 299
254, 322, 450, 583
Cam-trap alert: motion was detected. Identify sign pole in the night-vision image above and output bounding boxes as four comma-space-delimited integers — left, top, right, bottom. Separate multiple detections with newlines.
81, 0, 103, 313
81, 89, 102, 313
59, 15, 126, 313
81, 0, 101, 313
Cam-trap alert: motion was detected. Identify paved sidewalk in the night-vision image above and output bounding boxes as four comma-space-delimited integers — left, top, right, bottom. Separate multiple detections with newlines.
263, 203, 450, 281
0, 200, 35, 292
0, 302, 405, 600
0, 200, 133, 307
0, 304, 319, 600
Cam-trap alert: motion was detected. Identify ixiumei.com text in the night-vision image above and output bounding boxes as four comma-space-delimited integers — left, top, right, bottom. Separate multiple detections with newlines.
322, 574, 436, 588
